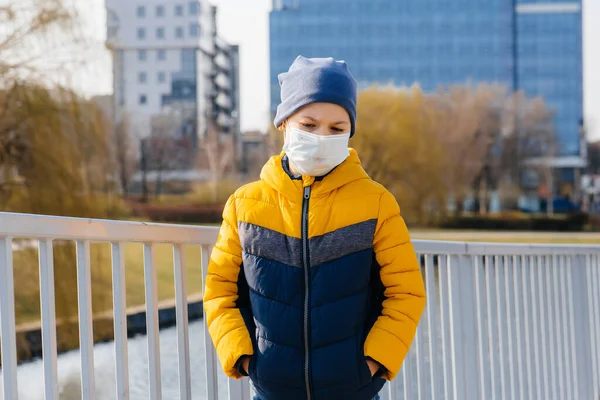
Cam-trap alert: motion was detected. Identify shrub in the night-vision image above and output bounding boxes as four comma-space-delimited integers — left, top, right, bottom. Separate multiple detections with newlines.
441, 212, 589, 232
129, 203, 224, 224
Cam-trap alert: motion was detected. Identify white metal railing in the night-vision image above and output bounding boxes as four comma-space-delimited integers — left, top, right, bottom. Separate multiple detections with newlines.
402, 242, 600, 400
0, 212, 599, 399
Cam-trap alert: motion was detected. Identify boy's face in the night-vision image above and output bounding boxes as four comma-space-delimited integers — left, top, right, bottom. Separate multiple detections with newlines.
283, 102, 351, 137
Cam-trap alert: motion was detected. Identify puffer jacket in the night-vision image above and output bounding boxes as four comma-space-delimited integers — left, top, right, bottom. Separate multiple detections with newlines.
204, 149, 426, 400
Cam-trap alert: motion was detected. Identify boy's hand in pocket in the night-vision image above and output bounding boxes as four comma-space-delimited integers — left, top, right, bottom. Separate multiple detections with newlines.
366, 359, 379, 377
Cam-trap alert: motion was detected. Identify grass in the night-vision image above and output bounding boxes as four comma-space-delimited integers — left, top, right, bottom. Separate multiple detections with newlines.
13, 242, 205, 326
410, 229, 600, 244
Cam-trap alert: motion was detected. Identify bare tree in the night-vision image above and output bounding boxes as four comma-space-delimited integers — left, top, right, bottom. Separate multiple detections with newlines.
149, 115, 174, 197
199, 112, 234, 203
144, 111, 195, 197
431, 84, 557, 214
430, 83, 509, 214
512, 95, 558, 215
0, 0, 76, 80
112, 114, 137, 197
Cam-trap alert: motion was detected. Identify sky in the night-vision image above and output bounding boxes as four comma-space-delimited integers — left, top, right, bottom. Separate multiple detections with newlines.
64, 0, 600, 140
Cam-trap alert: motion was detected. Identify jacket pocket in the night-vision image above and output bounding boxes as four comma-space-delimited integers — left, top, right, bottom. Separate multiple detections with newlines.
248, 354, 258, 381
357, 333, 373, 386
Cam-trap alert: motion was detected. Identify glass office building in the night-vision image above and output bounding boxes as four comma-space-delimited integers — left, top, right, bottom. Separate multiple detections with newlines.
270, 0, 583, 159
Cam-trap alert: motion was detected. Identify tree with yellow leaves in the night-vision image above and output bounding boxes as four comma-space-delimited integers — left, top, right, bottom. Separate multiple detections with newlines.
353, 83, 556, 223
353, 84, 448, 225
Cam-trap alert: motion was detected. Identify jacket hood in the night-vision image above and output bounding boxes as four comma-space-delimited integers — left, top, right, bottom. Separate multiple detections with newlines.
259, 148, 370, 202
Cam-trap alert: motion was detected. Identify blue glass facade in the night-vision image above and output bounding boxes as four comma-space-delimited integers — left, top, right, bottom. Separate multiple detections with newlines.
516, 8, 582, 155
270, 0, 582, 156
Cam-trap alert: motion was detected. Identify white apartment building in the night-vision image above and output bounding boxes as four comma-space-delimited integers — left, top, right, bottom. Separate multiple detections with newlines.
106, 0, 240, 173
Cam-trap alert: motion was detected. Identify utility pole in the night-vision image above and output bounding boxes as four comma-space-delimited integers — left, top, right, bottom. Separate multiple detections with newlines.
140, 138, 149, 203
547, 163, 554, 215
511, 0, 528, 205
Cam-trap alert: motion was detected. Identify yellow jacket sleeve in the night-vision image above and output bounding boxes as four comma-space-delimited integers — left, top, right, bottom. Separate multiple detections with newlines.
203, 195, 254, 378
364, 191, 426, 380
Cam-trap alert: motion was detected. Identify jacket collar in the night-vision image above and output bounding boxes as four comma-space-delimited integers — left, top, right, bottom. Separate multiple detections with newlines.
260, 148, 370, 202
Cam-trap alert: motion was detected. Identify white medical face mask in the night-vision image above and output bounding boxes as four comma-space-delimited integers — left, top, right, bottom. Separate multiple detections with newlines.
283, 127, 350, 177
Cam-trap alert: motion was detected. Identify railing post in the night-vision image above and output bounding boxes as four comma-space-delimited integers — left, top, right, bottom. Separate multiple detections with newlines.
201, 245, 219, 400
545, 255, 559, 400
143, 243, 162, 400
483, 255, 497, 400
566, 255, 585, 398
595, 254, 600, 399
111, 242, 129, 400
521, 256, 534, 400
424, 254, 439, 400
473, 256, 487, 399
503, 255, 517, 400
589, 254, 600, 399
378, 381, 391, 400
552, 255, 566, 399
536, 255, 551, 400
447, 254, 479, 400
401, 339, 414, 399
559, 256, 573, 397
438, 255, 452, 399
76, 240, 95, 400
228, 377, 251, 400
0, 237, 18, 400
528, 256, 542, 400
173, 244, 192, 400
494, 255, 508, 400
39, 239, 59, 400
414, 254, 427, 400
512, 256, 525, 400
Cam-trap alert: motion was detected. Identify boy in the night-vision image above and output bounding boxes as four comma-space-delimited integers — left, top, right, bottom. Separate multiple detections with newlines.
204, 56, 426, 400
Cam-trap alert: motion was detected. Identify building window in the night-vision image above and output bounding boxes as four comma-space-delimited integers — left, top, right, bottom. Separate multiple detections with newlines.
136, 6, 145, 17
157, 49, 166, 60
139, 94, 147, 105
137, 27, 146, 40
189, 23, 200, 37
156, 27, 165, 39
189, 2, 200, 15
175, 4, 184, 16
156, 5, 165, 17
158, 71, 166, 83
176, 26, 184, 38
138, 71, 147, 83
138, 49, 147, 61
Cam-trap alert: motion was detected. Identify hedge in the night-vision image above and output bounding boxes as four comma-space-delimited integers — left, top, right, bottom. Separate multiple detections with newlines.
129, 202, 224, 224
441, 212, 589, 232
128, 202, 591, 232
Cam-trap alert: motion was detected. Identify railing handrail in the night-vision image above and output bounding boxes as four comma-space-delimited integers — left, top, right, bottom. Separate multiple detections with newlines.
412, 239, 600, 255
1, 211, 599, 255
0, 211, 220, 244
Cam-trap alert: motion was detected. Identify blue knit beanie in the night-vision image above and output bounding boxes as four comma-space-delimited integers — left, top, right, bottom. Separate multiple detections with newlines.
274, 56, 358, 137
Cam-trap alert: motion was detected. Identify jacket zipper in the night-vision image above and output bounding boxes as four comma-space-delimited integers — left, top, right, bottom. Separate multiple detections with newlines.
302, 185, 312, 400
